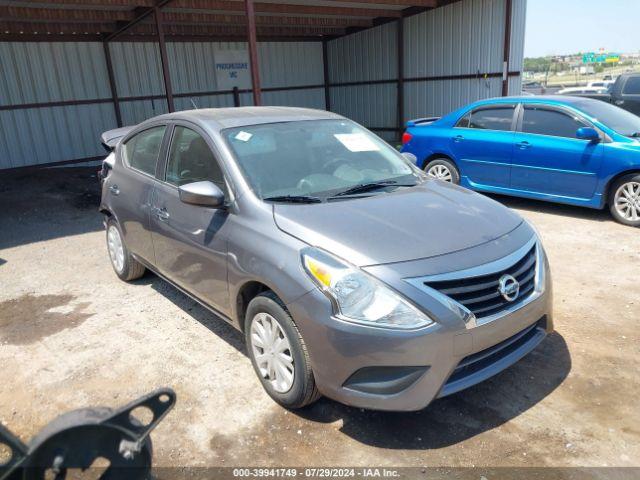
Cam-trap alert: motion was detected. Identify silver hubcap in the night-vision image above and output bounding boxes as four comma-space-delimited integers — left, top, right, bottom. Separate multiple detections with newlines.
614, 181, 640, 221
107, 225, 125, 273
427, 164, 453, 182
250, 313, 295, 393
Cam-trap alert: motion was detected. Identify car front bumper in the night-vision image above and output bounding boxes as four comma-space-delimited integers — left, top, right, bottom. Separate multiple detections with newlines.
286, 240, 553, 412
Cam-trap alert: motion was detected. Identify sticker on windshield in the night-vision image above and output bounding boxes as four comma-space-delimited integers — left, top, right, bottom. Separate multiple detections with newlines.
234, 131, 253, 142
334, 133, 380, 152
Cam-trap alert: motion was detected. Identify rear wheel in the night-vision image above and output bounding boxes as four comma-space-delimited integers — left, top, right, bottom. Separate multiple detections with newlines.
609, 174, 640, 227
245, 291, 320, 409
106, 219, 146, 281
424, 157, 460, 184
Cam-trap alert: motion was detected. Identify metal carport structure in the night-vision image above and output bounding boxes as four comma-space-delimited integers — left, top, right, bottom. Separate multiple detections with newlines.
0, 0, 526, 169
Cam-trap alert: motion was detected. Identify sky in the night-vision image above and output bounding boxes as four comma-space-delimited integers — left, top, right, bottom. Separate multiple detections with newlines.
524, 0, 640, 58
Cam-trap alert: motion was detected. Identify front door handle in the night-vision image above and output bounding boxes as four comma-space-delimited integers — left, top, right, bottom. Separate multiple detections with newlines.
156, 208, 170, 222
453, 135, 464, 143
516, 141, 531, 150
109, 185, 120, 196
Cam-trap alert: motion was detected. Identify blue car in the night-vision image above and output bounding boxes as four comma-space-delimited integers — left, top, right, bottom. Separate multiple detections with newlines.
401, 96, 640, 226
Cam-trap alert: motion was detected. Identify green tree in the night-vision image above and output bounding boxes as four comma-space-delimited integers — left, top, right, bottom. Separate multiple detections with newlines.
524, 57, 552, 74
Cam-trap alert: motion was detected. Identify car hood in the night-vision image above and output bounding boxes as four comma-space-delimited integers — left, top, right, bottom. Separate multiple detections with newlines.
273, 180, 523, 267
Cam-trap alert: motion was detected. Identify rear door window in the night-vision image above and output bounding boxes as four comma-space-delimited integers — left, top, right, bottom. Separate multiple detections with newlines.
521, 106, 589, 139
622, 77, 640, 95
123, 126, 166, 176
457, 107, 515, 131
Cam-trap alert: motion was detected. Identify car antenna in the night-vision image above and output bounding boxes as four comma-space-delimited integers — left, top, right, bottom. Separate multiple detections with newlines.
190, 98, 199, 109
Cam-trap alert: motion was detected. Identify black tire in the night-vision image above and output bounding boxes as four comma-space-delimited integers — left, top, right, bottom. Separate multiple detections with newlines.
608, 174, 640, 227
423, 157, 460, 184
106, 218, 146, 281
245, 291, 321, 409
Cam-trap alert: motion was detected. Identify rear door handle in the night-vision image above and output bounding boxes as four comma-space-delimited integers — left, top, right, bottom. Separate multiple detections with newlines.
109, 185, 120, 196
453, 135, 464, 143
516, 141, 531, 150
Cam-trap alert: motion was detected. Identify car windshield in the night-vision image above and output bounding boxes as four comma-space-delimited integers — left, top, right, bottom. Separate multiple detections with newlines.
222, 119, 421, 200
572, 99, 640, 137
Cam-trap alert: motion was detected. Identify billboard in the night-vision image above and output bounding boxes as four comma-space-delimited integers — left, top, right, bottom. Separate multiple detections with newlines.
582, 52, 620, 64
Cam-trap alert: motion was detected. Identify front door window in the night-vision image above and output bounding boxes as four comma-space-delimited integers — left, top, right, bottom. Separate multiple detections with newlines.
521, 107, 589, 139
165, 126, 227, 195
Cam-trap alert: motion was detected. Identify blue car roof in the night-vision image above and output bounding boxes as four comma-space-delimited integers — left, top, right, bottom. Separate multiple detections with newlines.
469, 95, 605, 108
434, 95, 616, 129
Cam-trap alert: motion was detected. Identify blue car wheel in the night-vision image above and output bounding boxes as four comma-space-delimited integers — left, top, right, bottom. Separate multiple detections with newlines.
610, 173, 640, 227
424, 157, 460, 184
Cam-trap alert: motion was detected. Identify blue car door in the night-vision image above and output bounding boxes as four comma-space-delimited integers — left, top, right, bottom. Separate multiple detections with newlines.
510, 104, 604, 200
449, 104, 516, 188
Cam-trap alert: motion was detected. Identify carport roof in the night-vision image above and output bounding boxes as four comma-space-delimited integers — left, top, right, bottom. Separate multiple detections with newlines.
0, 0, 461, 42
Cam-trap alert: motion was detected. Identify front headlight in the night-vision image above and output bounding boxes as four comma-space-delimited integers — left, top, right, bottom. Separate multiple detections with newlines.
301, 247, 434, 330
525, 220, 547, 294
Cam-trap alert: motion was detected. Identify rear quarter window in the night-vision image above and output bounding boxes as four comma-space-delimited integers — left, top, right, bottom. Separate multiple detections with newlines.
457, 106, 515, 131
123, 126, 166, 176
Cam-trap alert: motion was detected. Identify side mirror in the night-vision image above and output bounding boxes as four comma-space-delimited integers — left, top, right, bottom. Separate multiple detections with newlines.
178, 181, 225, 207
401, 152, 418, 164
576, 127, 600, 142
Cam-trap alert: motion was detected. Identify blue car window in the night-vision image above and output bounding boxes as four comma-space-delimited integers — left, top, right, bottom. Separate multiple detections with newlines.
572, 98, 640, 137
522, 107, 588, 139
456, 114, 470, 128
459, 107, 515, 131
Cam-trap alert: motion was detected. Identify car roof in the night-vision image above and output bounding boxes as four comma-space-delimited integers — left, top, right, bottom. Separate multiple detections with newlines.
471, 95, 606, 108
141, 106, 344, 131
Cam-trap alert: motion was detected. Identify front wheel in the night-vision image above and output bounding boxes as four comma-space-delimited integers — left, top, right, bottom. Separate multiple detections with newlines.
424, 157, 460, 184
609, 174, 640, 227
245, 291, 320, 409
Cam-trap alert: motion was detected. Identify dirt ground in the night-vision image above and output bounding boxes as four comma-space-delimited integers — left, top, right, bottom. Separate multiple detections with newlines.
0, 167, 638, 472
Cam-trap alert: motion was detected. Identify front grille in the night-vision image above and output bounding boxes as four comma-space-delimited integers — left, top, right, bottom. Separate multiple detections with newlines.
424, 245, 537, 319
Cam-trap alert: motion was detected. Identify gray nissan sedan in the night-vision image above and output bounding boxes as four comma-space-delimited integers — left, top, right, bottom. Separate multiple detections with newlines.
99, 107, 553, 411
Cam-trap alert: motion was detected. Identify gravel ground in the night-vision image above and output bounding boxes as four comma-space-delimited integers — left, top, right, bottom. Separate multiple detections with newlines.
0, 167, 638, 472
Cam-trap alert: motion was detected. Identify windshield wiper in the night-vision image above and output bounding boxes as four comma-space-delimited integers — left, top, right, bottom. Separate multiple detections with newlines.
263, 195, 322, 203
331, 180, 416, 197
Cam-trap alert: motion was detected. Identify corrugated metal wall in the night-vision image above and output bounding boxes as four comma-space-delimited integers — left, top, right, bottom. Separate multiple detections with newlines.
326, 0, 527, 139
403, 0, 507, 119
0, 42, 117, 168
0, 40, 325, 169
0, 0, 526, 169
327, 22, 398, 142
509, 0, 526, 79
404, 0, 506, 79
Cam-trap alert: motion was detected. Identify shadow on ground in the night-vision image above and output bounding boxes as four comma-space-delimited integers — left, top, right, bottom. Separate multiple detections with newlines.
488, 193, 611, 223
0, 166, 103, 250
142, 274, 246, 354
